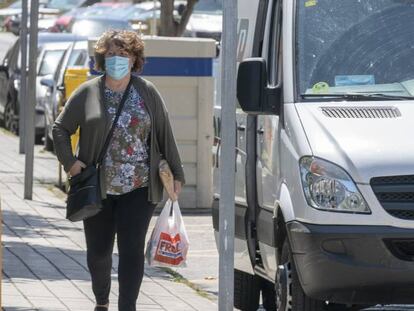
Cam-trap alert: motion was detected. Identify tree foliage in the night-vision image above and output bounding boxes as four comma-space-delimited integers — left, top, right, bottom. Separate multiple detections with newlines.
0, 0, 15, 9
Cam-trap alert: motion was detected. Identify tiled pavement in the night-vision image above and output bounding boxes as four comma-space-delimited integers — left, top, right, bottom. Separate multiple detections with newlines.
0, 129, 217, 311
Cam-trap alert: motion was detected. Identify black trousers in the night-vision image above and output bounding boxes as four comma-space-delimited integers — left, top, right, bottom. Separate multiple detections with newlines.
83, 187, 156, 311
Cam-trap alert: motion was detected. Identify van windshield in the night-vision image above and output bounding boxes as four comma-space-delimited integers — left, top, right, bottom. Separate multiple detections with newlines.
296, 0, 414, 100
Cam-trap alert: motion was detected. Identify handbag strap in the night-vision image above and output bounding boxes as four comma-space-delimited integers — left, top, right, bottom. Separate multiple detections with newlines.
97, 76, 133, 165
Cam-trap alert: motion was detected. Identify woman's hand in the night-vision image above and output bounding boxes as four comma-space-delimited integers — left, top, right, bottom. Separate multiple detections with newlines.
174, 180, 182, 200
69, 160, 86, 177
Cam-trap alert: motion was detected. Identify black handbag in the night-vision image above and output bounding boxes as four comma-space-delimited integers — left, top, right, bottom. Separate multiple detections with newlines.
66, 78, 133, 222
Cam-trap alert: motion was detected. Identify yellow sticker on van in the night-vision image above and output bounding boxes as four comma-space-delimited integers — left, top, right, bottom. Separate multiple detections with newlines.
312, 82, 329, 94
305, 0, 317, 7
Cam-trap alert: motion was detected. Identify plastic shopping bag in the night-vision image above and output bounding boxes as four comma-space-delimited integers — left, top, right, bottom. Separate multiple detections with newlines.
146, 199, 189, 267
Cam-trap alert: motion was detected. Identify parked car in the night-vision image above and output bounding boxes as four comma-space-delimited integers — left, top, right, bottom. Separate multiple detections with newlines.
41, 39, 89, 151
125, 1, 185, 34
7, 0, 98, 35
0, 33, 85, 140
8, 12, 59, 35
36, 41, 75, 140
0, 0, 53, 32
1, 1, 23, 31
51, 2, 132, 33
46, 0, 98, 12
184, 0, 222, 42
70, 16, 133, 37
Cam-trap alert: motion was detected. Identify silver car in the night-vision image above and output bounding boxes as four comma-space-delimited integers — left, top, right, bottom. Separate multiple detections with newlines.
41, 39, 88, 151
0, 32, 85, 141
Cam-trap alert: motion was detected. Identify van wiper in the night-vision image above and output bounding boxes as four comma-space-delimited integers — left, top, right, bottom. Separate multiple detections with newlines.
300, 93, 414, 101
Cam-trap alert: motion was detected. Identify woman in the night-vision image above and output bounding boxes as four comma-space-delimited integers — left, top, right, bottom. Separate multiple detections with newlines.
52, 30, 185, 311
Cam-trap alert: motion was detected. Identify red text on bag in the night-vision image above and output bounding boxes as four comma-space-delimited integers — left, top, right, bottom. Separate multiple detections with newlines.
154, 232, 184, 265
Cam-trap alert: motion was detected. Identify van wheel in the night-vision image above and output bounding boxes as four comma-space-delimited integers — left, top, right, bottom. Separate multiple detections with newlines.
275, 239, 326, 311
234, 269, 260, 311
275, 240, 368, 311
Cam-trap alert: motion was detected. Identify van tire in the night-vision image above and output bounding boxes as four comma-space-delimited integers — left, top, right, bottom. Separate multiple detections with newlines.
275, 239, 326, 311
234, 269, 260, 311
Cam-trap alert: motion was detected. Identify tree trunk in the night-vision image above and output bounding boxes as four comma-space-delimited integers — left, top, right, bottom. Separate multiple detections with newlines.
160, 0, 198, 37
160, 0, 175, 36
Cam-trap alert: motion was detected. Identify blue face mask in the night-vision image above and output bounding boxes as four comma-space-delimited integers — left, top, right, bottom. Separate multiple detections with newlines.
105, 56, 130, 80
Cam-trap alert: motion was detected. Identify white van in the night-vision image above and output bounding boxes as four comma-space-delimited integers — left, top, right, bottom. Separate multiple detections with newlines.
212, 0, 414, 310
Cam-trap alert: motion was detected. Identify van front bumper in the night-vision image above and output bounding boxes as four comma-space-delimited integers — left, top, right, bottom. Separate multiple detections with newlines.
287, 221, 414, 304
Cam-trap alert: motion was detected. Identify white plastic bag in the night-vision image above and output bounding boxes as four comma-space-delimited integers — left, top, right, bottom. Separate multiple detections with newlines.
146, 199, 189, 267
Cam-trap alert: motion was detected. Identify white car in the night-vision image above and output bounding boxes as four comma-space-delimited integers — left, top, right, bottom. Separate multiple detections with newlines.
184, 0, 222, 42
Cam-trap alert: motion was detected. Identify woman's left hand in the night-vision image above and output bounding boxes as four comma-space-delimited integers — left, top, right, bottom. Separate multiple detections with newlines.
174, 180, 182, 200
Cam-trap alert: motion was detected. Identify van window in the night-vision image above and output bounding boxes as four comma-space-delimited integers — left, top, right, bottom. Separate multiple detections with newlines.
39, 50, 65, 76
268, 0, 282, 86
296, 0, 414, 99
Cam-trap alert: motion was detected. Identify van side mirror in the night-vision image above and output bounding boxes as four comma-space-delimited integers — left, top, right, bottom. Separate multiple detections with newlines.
237, 58, 281, 115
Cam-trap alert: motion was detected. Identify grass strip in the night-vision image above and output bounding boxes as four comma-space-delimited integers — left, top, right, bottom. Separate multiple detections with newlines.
161, 267, 215, 301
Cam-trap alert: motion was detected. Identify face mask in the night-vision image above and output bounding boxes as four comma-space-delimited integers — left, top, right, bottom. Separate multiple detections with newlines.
105, 56, 130, 80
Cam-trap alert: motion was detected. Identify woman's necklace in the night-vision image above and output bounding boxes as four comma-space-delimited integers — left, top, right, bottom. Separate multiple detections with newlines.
105, 75, 131, 92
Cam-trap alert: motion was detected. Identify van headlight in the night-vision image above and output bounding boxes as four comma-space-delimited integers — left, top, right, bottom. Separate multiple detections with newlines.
300, 157, 370, 213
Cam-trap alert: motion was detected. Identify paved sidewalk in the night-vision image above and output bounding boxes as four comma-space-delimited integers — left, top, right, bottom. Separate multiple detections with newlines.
0, 129, 217, 311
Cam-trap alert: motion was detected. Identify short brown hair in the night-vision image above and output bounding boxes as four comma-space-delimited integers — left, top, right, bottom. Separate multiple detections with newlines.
94, 30, 145, 73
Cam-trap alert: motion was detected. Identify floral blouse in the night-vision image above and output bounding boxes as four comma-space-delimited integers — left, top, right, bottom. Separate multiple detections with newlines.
103, 86, 151, 195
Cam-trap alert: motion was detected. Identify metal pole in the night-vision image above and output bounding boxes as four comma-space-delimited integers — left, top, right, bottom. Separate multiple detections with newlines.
24, 0, 39, 200
19, 0, 28, 154
218, 0, 237, 310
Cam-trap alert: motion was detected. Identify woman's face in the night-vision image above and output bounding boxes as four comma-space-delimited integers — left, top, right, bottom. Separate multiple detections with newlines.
105, 43, 136, 70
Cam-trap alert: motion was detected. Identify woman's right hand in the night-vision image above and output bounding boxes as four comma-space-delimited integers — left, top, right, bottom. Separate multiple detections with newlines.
69, 160, 87, 177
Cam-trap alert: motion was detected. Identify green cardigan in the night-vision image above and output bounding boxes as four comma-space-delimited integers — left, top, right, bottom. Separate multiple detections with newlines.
52, 75, 185, 203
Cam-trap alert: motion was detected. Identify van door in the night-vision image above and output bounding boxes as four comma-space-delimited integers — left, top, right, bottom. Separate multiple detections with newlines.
256, 0, 282, 279
212, 74, 248, 215
212, 0, 266, 274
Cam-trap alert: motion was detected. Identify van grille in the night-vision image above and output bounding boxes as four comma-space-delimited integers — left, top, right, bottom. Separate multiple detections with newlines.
371, 175, 414, 220
322, 107, 401, 118
384, 239, 414, 261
